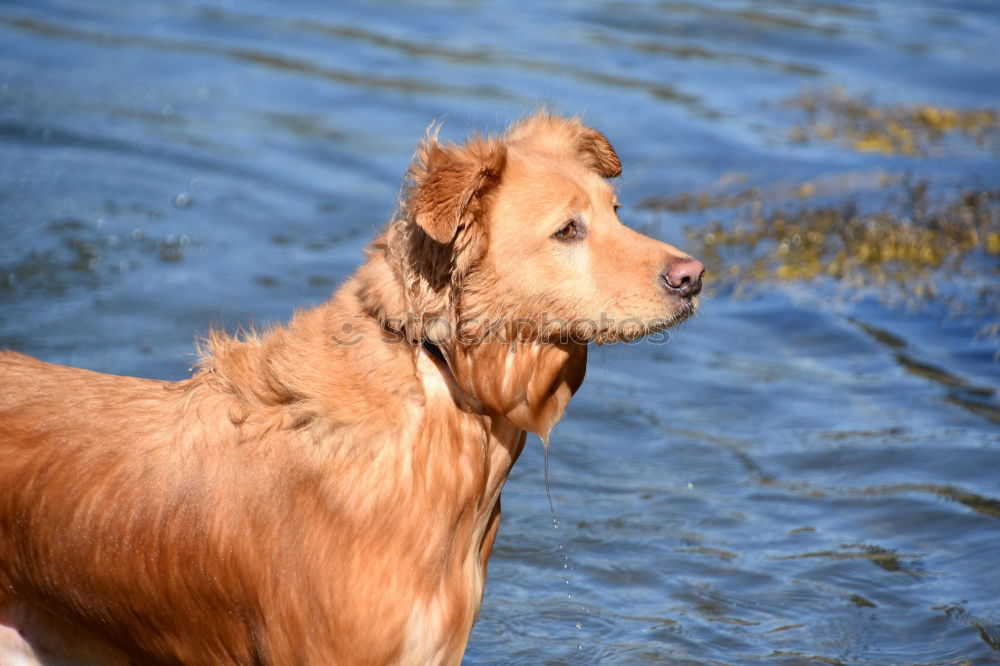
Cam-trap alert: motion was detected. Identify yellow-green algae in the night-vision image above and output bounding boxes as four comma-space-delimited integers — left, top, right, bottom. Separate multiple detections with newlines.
674, 181, 1000, 346
785, 88, 999, 156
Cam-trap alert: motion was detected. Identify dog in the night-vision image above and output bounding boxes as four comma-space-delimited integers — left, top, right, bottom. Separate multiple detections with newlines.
0, 112, 703, 665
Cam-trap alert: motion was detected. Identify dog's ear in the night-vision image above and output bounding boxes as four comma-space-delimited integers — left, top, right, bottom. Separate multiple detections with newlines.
357, 133, 506, 343
409, 135, 507, 245
576, 127, 621, 178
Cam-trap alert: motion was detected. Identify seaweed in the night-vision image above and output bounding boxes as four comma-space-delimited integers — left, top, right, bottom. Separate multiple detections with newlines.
677, 180, 1000, 346
785, 87, 999, 156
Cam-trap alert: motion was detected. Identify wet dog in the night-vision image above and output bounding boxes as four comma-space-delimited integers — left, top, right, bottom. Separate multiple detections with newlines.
0, 113, 703, 665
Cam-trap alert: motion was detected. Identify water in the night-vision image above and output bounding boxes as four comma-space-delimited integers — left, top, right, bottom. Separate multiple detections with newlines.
2, 1, 999, 663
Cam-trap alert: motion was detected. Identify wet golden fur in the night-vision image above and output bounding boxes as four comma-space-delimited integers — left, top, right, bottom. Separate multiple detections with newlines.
0, 113, 699, 665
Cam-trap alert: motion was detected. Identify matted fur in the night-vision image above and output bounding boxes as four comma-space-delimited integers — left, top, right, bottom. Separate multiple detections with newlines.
0, 112, 701, 665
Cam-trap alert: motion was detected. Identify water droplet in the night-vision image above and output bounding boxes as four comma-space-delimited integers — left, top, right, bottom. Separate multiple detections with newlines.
543, 435, 560, 530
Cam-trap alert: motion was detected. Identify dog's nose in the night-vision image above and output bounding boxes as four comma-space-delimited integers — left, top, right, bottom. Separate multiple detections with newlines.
661, 257, 704, 298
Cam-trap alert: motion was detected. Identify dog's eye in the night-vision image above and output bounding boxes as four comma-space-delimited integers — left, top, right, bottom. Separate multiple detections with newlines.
554, 219, 583, 241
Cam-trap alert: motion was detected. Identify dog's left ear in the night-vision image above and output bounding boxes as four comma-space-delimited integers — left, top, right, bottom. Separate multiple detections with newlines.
364, 133, 506, 343
576, 127, 622, 178
409, 136, 507, 245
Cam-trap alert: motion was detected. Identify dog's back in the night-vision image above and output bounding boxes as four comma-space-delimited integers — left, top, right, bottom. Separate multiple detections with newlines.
0, 343, 437, 665
0, 351, 185, 509
0, 352, 281, 664
0, 351, 179, 506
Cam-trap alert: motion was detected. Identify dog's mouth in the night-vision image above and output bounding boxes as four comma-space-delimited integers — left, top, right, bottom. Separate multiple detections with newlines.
663, 296, 698, 328
588, 297, 698, 345
423, 296, 698, 349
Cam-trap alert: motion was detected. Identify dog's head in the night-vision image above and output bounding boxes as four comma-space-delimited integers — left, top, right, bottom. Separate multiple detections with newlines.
359, 112, 703, 347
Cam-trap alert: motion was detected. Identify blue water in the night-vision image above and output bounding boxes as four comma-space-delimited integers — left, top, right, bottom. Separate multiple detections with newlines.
1, 1, 999, 663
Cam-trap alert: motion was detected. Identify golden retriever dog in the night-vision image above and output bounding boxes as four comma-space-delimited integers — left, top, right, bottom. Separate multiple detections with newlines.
0, 112, 703, 665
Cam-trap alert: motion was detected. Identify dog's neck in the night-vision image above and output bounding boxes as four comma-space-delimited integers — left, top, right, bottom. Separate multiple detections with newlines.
448, 340, 587, 437
198, 280, 588, 445
419, 337, 587, 437
353, 234, 588, 438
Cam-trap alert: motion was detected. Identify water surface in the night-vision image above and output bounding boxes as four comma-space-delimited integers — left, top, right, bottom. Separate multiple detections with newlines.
1, 1, 999, 663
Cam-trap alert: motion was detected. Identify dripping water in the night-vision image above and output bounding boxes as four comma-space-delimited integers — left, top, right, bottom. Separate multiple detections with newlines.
542, 433, 559, 530
541, 434, 590, 650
